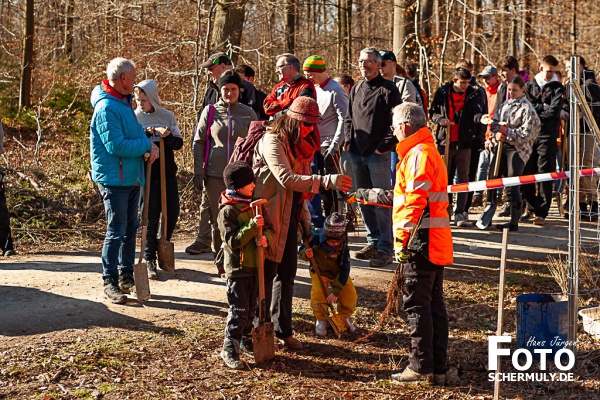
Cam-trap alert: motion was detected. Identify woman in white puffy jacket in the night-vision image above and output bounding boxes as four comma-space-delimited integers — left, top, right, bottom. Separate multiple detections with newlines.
489, 75, 541, 231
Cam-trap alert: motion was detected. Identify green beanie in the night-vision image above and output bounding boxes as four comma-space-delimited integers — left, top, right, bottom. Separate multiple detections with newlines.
303, 56, 327, 73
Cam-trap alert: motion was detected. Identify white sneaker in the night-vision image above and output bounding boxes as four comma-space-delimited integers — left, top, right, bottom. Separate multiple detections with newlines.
345, 317, 356, 332
315, 320, 327, 336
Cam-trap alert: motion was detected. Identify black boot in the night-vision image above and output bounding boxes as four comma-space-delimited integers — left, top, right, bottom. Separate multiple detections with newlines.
103, 276, 127, 304
496, 203, 522, 232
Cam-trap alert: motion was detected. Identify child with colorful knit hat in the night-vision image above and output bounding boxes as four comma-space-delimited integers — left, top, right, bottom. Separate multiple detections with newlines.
218, 161, 274, 369
299, 212, 358, 336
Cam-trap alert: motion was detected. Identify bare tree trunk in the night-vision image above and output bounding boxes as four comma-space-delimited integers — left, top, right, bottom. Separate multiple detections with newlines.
434, 0, 440, 37
470, 0, 478, 65
499, 0, 506, 55
19, 0, 34, 108
393, 0, 411, 60
519, 0, 533, 67
211, 0, 248, 61
439, 0, 455, 84
64, 0, 74, 62
285, 0, 295, 53
421, 0, 434, 37
460, 0, 467, 59
508, 0, 516, 56
571, 0, 577, 54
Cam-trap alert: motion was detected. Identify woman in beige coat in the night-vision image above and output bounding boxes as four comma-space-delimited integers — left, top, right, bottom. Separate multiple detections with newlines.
253, 97, 352, 349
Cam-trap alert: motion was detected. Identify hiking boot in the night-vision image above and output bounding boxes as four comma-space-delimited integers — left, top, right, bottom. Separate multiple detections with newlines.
351, 244, 378, 260
103, 277, 127, 304
497, 202, 511, 217
369, 252, 393, 268
520, 210, 534, 221
391, 367, 433, 384
3, 249, 16, 257
147, 259, 158, 280
533, 216, 545, 226
471, 194, 483, 207
185, 241, 211, 255
345, 317, 356, 333
119, 270, 135, 294
455, 212, 471, 227
240, 336, 254, 353
315, 320, 327, 336
433, 373, 446, 386
220, 350, 244, 370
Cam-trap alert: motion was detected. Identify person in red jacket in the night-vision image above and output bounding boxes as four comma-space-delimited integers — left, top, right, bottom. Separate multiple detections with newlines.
263, 53, 316, 118
390, 102, 453, 385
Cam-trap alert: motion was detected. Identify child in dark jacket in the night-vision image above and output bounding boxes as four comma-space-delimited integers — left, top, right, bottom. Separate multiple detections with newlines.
300, 212, 357, 337
134, 80, 183, 279
218, 161, 274, 369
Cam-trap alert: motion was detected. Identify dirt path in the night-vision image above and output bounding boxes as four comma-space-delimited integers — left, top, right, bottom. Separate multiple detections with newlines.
1, 208, 570, 337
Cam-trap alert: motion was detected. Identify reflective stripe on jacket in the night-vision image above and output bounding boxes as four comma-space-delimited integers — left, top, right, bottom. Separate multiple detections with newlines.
393, 126, 453, 266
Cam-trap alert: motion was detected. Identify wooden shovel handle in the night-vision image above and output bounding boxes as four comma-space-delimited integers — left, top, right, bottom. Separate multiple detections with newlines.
159, 137, 167, 239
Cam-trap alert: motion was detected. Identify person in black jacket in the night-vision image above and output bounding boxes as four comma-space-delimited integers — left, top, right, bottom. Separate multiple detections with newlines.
430, 67, 486, 226
0, 117, 15, 257
235, 64, 269, 121
344, 47, 401, 268
561, 56, 600, 218
521, 55, 565, 225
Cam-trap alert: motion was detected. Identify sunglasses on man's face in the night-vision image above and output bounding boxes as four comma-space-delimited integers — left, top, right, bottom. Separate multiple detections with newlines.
302, 122, 315, 128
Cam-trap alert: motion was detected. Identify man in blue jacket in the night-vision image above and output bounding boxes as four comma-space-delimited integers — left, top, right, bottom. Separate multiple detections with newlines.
90, 57, 159, 304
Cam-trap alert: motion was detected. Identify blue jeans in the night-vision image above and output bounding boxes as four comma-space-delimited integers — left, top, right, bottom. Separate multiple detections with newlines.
98, 184, 140, 279
350, 151, 393, 254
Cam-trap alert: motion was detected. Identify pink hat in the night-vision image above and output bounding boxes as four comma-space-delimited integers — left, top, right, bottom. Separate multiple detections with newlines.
286, 96, 321, 124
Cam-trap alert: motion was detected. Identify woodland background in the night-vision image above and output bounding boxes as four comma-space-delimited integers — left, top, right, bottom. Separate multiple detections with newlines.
0, 0, 598, 243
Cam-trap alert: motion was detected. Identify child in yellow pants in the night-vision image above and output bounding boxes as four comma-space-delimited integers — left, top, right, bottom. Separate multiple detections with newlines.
300, 212, 358, 336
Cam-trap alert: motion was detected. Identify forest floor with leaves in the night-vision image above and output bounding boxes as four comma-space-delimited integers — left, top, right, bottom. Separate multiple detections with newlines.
1, 127, 600, 399
2, 217, 600, 400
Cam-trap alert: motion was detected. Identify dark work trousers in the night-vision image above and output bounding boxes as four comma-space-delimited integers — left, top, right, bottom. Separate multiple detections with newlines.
402, 255, 448, 375
262, 192, 300, 339
0, 183, 14, 253
142, 175, 180, 261
521, 137, 558, 218
464, 146, 482, 213
439, 144, 471, 214
223, 275, 258, 356
321, 150, 340, 216
497, 144, 526, 206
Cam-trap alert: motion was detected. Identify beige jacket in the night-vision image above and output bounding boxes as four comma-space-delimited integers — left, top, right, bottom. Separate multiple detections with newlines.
253, 131, 323, 263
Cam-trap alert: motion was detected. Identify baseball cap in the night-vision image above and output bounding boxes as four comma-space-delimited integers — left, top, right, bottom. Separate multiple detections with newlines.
201, 52, 232, 69
379, 50, 397, 63
478, 65, 498, 77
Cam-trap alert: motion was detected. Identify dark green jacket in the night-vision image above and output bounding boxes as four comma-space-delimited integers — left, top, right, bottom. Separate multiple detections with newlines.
299, 242, 351, 297
218, 198, 274, 278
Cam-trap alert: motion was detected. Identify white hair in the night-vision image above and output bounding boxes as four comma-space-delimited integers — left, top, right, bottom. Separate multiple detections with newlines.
359, 47, 382, 63
106, 58, 136, 80
392, 102, 427, 131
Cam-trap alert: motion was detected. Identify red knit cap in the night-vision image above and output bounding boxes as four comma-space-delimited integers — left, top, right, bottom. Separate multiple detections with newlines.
286, 96, 321, 125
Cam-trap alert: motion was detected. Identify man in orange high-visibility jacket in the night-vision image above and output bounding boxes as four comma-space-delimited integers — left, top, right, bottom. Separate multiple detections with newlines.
390, 102, 453, 385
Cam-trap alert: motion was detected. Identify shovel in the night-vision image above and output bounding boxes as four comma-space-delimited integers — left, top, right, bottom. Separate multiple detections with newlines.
299, 225, 348, 338
250, 199, 275, 364
157, 136, 175, 272
476, 140, 504, 230
134, 156, 152, 301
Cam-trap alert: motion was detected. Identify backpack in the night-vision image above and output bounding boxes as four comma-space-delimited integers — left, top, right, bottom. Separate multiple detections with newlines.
229, 120, 267, 167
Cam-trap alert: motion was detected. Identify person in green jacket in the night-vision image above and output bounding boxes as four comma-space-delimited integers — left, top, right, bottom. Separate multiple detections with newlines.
217, 161, 274, 369
300, 212, 357, 337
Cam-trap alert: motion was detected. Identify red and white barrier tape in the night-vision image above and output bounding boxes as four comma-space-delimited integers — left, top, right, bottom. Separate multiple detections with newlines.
447, 167, 600, 193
